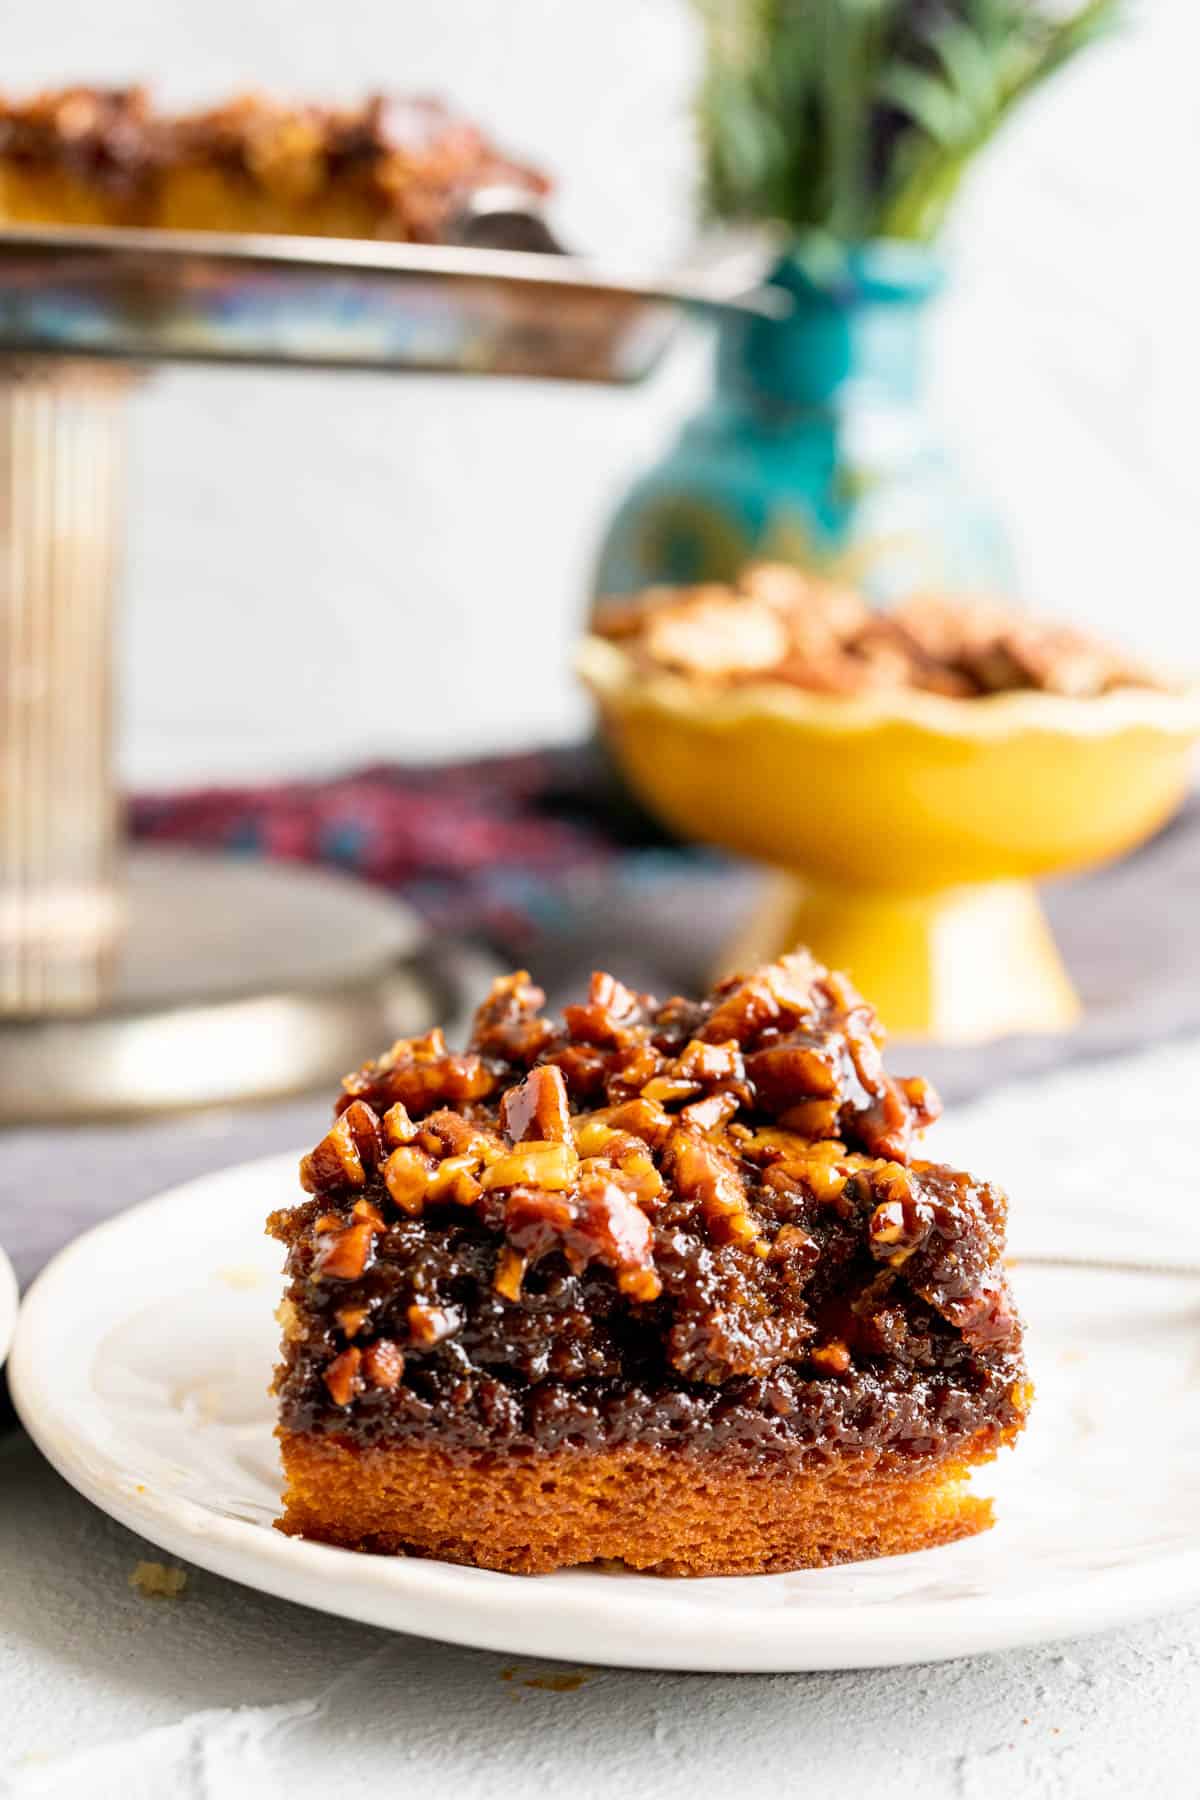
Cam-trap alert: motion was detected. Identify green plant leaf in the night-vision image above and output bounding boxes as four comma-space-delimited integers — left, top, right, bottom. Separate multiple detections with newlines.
692, 0, 1124, 240
877, 66, 970, 147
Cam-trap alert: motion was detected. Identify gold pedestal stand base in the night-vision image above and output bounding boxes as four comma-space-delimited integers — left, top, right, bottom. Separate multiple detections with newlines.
725, 874, 1081, 1045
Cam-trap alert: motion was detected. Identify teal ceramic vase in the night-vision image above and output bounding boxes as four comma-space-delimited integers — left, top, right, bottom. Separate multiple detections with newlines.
592, 241, 1013, 604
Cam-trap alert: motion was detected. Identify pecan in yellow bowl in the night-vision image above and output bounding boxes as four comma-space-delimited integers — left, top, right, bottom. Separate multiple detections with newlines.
579, 567, 1200, 1042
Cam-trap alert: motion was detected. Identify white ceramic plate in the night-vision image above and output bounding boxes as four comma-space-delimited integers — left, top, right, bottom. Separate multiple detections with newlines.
10, 1150, 1200, 1672
0, 1243, 17, 1368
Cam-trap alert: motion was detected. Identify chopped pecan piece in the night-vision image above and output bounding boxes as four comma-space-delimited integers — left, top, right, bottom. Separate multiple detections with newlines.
744, 1043, 838, 1107
381, 1145, 434, 1215
777, 1097, 841, 1137
562, 970, 644, 1047
857, 1075, 938, 1163
666, 1128, 758, 1248
500, 1064, 572, 1145
605, 1041, 663, 1096
680, 1091, 738, 1135
810, 1339, 852, 1376
417, 1108, 492, 1158
350, 1198, 386, 1229
503, 1174, 661, 1299
641, 1074, 700, 1106
382, 1101, 417, 1146
424, 1154, 484, 1207
576, 1171, 661, 1298
543, 1042, 609, 1102
493, 1246, 527, 1301
674, 1038, 743, 1084
299, 1100, 383, 1194
480, 1141, 578, 1192
314, 1221, 374, 1281
361, 1339, 406, 1390
609, 1145, 664, 1208
601, 1096, 673, 1147
407, 1303, 460, 1348
503, 1187, 576, 1264
468, 970, 558, 1064
768, 1223, 817, 1265
699, 970, 787, 1049
322, 1346, 363, 1406
339, 1029, 496, 1118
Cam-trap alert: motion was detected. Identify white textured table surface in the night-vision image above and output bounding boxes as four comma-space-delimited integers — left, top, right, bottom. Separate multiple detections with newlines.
3, 1037, 1200, 1799
1, 1432, 1198, 1800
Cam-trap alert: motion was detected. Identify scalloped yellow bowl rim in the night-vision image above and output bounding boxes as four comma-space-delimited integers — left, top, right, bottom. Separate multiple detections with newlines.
577, 637, 1200, 743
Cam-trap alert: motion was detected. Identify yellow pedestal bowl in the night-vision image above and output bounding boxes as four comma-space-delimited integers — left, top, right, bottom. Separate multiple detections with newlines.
579, 637, 1200, 1043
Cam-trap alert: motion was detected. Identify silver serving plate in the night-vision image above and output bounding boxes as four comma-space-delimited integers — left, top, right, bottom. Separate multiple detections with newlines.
0, 209, 782, 383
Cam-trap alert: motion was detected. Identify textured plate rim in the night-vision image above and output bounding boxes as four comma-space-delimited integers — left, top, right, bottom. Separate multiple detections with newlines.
11, 1151, 1200, 1673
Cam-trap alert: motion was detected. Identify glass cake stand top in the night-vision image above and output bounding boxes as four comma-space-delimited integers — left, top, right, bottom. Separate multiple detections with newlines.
0, 220, 782, 382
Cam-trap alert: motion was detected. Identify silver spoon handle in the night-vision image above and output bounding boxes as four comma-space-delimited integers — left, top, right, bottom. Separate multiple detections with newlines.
1014, 1251, 1200, 1279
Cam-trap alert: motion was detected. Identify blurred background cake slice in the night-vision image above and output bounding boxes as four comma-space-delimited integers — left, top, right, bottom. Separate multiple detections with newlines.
0, 85, 550, 239
0, 86, 157, 227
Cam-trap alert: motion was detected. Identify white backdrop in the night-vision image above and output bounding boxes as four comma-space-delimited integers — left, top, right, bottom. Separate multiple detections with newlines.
5, 0, 1198, 783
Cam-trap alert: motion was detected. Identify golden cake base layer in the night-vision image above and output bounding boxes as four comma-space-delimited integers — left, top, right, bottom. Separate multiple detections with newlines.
0, 167, 142, 228
277, 1429, 1006, 1576
0, 163, 406, 238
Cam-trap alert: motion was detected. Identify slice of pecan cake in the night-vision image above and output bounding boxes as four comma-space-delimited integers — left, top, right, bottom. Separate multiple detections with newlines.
0, 87, 548, 239
269, 952, 1030, 1575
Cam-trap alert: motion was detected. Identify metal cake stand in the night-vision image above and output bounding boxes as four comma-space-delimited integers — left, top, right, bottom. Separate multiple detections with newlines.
0, 214, 777, 1119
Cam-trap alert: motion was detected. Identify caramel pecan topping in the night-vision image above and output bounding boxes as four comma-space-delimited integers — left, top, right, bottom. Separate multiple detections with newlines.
282, 950, 1005, 1422
294, 952, 947, 1319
